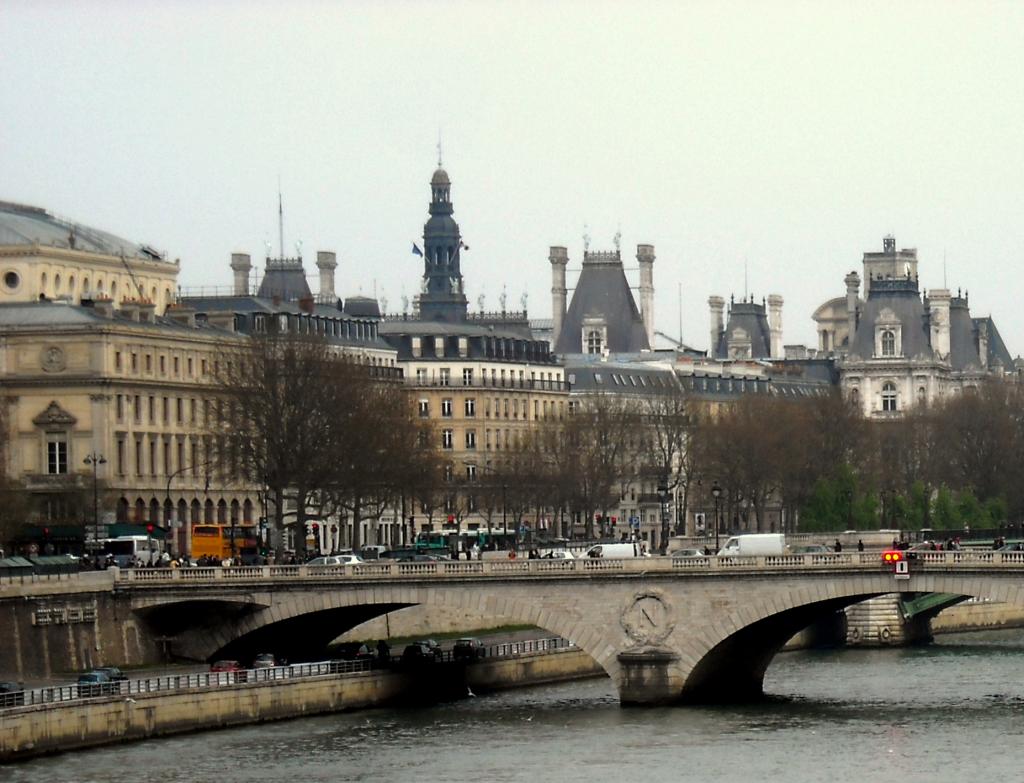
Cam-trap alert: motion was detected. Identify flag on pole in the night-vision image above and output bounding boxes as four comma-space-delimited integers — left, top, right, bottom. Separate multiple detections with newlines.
411, 243, 424, 257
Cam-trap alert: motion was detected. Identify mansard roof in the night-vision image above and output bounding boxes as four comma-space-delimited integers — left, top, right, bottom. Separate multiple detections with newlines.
714, 300, 771, 359
555, 252, 648, 355
848, 281, 932, 361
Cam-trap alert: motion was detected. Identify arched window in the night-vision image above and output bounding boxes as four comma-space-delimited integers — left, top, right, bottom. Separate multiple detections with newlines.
54, 274, 61, 294
117, 497, 129, 523
217, 499, 227, 523
110, 280, 118, 300
243, 499, 253, 523
882, 382, 898, 412
850, 388, 859, 405
586, 330, 602, 355
881, 330, 896, 357
917, 387, 927, 405
204, 499, 214, 523
191, 499, 202, 524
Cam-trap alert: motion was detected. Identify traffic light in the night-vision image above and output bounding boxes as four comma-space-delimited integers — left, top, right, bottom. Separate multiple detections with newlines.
882, 550, 903, 564
312, 523, 319, 533
146, 524, 154, 535
611, 516, 618, 526
42, 526, 50, 539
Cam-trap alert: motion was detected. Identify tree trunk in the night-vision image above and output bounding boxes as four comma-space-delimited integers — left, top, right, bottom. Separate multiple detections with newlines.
273, 486, 286, 561
351, 495, 362, 552
294, 488, 308, 560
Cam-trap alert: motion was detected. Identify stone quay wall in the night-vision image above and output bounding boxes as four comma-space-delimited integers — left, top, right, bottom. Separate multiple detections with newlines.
0, 648, 601, 762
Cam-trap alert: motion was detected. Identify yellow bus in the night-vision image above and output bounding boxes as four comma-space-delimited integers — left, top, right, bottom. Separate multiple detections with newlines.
191, 524, 259, 564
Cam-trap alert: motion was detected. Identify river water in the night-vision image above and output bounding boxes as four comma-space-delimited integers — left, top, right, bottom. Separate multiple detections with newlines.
10, 629, 1024, 782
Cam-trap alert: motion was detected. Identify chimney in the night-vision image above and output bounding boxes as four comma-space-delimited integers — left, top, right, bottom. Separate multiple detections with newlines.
165, 305, 197, 328
708, 296, 725, 358
549, 246, 568, 345
928, 289, 951, 360
230, 253, 252, 296
637, 244, 655, 348
844, 270, 860, 350
316, 251, 337, 300
978, 320, 989, 371
94, 298, 114, 319
298, 296, 315, 314
767, 294, 784, 359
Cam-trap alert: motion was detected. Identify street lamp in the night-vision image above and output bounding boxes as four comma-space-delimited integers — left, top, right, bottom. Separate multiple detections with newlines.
657, 476, 670, 554
711, 481, 723, 554
83, 453, 106, 551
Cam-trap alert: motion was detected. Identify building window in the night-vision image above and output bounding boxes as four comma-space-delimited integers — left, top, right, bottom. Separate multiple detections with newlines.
441, 398, 453, 417
159, 355, 166, 374
173, 356, 180, 375
133, 395, 141, 423
466, 464, 477, 482
440, 368, 451, 387
131, 353, 138, 372
463, 368, 473, 386
881, 330, 896, 357
418, 399, 430, 418
46, 434, 68, 475
416, 368, 427, 384
145, 354, 152, 373
917, 386, 927, 405
444, 462, 454, 482
586, 330, 602, 354
442, 429, 453, 449
116, 439, 126, 476
882, 382, 897, 412
465, 430, 477, 450
465, 398, 476, 417
115, 351, 122, 371
116, 394, 124, 421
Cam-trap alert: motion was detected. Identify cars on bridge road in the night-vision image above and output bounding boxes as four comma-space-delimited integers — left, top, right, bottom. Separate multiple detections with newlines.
307, 554, 364, 566
542, 550, 575, 560
790, 545, 832, 555
671, 548, 706, 559
452, 637, 485, 661
210, 660, 243, 673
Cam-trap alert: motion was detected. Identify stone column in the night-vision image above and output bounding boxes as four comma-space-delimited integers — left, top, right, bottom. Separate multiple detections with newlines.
317, 251, 338, 301
708, 296, 725, 359
616, 647, 684, 705
549, 246, 568, 348
844, 270, 860, 350
230, 253, 252, 296
767, 294, 784, 359
637, 244, 655, 348
929, 289, 951, 360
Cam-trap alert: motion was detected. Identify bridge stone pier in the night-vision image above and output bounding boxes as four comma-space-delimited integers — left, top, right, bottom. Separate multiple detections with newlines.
7, 551, 1024, 705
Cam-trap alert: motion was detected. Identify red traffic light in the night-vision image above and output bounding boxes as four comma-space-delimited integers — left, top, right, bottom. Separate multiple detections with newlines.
42, 526, 50, 537
447, 515, 455, 523
882, 550, 903, 563
312, 523, 319, 531
146, 524, 154, 534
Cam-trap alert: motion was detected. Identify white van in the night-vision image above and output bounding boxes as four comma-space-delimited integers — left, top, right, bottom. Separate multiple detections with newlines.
584, 542, 649, 559
716, 533, 785, 557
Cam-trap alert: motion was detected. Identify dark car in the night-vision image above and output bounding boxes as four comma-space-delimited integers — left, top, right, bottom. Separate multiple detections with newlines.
417, 639, 444, 660
401, 642, 439, 663
0, 681, 25, 707
94, 666, 127, 682
210, 659, 243, 672
76, 671, 115, 697
335, 642, 374, 661
452, 637, 485, 661
252, 653, 276, 669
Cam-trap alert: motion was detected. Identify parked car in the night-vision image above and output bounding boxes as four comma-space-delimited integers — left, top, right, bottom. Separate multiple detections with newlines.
452, 637, 485, 661
0, 681, 25, 707
335, 642, 374, 661
252, 653, 276, 669
76, 671, 114, 697
401, 641, 439, 663
210, 659, 243, 673
542, 550, 575, 560
307, 554, 364, 566
671, 548, 706, 559
93, 666, 127, 682
417, 639, 444, 660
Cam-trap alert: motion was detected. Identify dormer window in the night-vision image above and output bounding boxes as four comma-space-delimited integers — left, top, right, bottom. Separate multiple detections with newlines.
881, 330, 896, 356
586, 330, 602, 355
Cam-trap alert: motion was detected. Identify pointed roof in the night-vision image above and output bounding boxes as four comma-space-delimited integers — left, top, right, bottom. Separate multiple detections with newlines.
554, 250, 649, 354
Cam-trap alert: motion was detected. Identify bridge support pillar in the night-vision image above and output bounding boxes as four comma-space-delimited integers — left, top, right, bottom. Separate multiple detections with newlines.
616, 647, 683, 706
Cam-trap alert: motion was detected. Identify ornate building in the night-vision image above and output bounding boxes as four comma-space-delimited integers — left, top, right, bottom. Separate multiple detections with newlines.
815, 236, 1015, 416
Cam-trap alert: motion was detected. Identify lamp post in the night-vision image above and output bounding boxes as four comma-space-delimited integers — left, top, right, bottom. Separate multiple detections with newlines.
711, 481, 723, 553
83, 453, 106, 551
657, 475, 670, 554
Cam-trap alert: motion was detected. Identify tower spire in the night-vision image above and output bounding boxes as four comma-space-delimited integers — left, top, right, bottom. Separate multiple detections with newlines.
437, 129, 443, 167
277, 176, 284, 259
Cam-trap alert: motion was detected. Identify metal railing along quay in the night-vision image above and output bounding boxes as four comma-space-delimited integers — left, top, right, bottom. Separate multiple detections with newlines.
0, 637, 576, 712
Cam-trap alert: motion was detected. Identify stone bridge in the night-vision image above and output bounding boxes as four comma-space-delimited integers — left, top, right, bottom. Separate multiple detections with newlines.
7, 550, 1024, 704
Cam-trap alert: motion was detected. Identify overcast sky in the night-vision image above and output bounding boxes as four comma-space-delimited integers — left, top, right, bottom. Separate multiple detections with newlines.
4, 1, 1023, 353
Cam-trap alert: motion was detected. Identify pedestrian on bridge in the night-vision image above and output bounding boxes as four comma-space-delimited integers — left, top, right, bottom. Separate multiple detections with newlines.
834, 540, 843, 553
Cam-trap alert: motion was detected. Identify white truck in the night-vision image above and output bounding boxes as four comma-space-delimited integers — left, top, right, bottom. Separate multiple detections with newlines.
584, 542, 650, 558
716, 533, 786, 557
